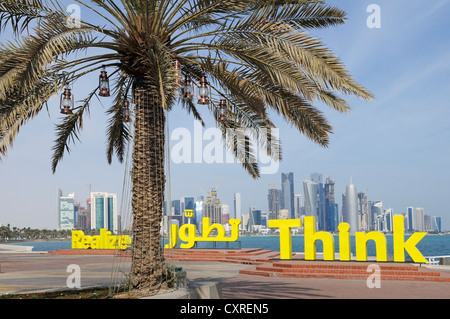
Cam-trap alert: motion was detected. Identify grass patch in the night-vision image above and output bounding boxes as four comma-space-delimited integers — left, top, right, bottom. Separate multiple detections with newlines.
0, 287, 113, 299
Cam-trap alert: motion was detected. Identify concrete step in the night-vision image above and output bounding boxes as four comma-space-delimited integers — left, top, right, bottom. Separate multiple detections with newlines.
239, 262, 450, 282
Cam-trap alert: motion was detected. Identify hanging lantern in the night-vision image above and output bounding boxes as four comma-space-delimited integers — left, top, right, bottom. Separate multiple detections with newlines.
217, 99, 228, 122
98, 66, 110, 97
197, 74, 211, 105
60, 84, 74, 115
123, 99, 131, 122
183, 76, 194, 100
174, 58, 182, 86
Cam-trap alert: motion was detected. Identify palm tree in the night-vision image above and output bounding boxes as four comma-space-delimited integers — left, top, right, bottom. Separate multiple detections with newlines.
0, 0, 373, 291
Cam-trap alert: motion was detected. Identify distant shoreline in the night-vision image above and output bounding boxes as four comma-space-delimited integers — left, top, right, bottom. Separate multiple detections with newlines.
0, 238, 70, 244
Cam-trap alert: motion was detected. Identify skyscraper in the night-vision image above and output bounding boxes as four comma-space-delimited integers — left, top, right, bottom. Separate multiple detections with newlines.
58, 190, 75, 230
415, 207, 424, 231
90, 192, 118, 233
281, 172, 295, 219
268, 187, 283, 219
294, 194, 302, 219
432, 216, 442, 232
303, 179, 319, 220
303, 173, 326, 230
324, 177, 336, 231
233, 193, 241, 221
202, 187, 223, 224
342, 180, 358, 234
407, 207, 415, 232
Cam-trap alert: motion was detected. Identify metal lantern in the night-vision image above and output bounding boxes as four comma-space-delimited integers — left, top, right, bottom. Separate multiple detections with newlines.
217, 99, 228, 122
183, 76, 194, 100
174, 58, 182, 86
123, 99, 131, 122
60, 85, 74, 115
197, 74, 211, 105
98, 66, 110, 97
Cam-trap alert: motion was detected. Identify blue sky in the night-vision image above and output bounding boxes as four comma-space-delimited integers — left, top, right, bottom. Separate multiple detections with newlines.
1, 0, 450, 230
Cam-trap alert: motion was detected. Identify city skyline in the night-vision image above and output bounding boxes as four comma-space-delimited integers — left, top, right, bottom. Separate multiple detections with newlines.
1, 1, 450, 230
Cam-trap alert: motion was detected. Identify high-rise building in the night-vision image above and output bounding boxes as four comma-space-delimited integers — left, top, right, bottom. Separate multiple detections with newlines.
357, 192, 370, 231
234, 193, 241, 221
281, 172, 295, 219
58, 189, 75, 230
294, 194, 302, 219
415, 207, 424, 231
303, 179, 319, 220
303, 173, 325, 230
342, 180, 358, 234
268, 187, 283, 219
432, 216, 442, 232
90, 192, 118, 233
324, 177, 336, 231
407, 207, 415, 232
202, 187, 223, 224
248, 206, 262, 231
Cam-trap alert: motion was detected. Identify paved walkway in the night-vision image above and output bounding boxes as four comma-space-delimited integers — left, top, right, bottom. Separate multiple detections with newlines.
1, 250, 450, 298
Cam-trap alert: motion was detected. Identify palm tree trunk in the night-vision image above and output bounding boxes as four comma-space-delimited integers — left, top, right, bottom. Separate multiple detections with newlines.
130, 79, 166, 290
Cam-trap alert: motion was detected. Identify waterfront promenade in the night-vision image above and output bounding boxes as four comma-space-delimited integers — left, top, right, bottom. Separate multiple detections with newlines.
1, 246, 450, 299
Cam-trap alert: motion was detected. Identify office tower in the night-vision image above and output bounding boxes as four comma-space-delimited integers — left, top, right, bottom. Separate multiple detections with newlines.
202, 187, 223, 224
172, 200, 181, 216
303, 180, 319, 220
181, 196, 195, 224
294, 194, 302, 219
424, 214, 431, 232
406, 207, 415, 232
303, 173, 325, 230
371, 201, 383, 231
278, 209, 289, 219
324, 177, 336, 231
357, 192, 370, 231
248, 206, 262, 231
268, 187, 283, 219
432, 216, 442, 232
384, 209, 393, 232
342, 180, 358, 234
90, 192, 118, 233
415, 207, 424, 231
281, 172, 295, 219
58, 190, 75, 230
234, 193, 241, 221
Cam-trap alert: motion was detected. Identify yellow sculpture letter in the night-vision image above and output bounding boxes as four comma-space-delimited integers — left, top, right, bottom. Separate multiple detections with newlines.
393, 215, 427, 263
304, 216, 335, 261
338, 223, 351, 261
268, 219, 301, 260
355, 231, 387, 262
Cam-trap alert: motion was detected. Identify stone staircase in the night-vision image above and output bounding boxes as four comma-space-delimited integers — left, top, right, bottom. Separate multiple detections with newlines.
163, 248, 279, 264
239, 260, 450, 282
50, 248, 450, 282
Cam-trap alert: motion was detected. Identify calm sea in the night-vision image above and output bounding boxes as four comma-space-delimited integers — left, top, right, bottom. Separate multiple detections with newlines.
5, 234, 450, 258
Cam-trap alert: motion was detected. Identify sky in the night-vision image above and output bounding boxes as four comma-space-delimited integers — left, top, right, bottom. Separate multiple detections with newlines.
1, 0, 450, 230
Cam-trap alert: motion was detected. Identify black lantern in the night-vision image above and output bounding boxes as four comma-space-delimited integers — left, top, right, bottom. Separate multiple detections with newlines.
217, 99, 228, 122
98, 66, 110, 97
174, 58, 182, 86
183, 76, 194, 100
197, 74, 211, 105
60, 84, 74, 115
123, 99, 131, 122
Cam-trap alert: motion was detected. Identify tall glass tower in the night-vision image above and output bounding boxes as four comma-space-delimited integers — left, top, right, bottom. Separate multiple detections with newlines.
58, 189, 75, 230
343, 180, 358, 234
281, 172, 295, 219
90, 192, 118, 233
